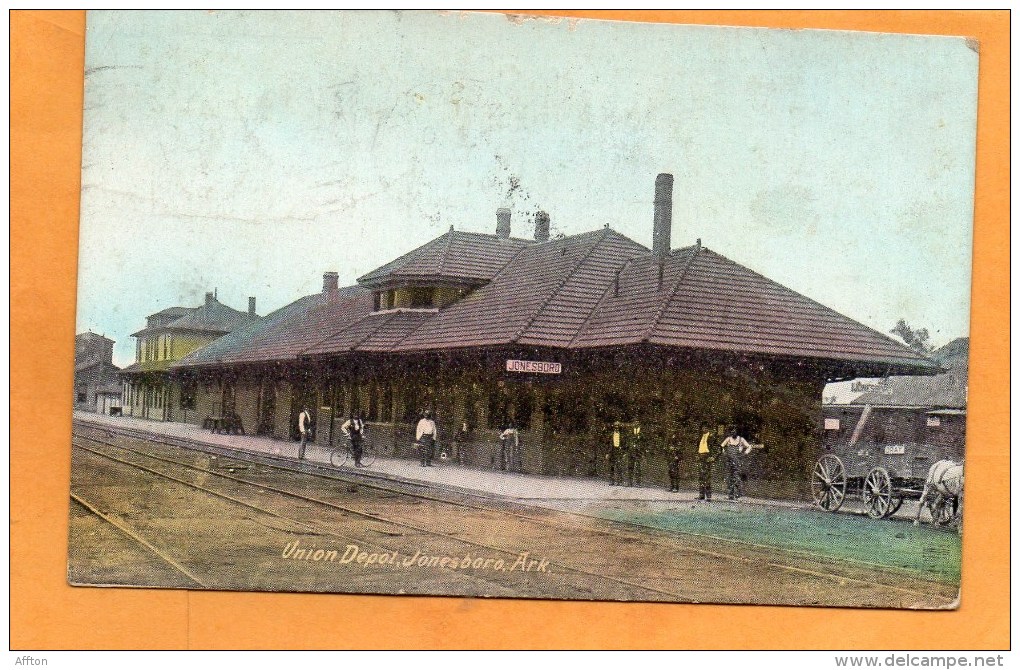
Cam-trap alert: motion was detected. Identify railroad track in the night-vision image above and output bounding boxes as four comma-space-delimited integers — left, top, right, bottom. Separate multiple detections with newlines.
71, 434, 695, 601
72, 420, 958, 606
70, 493, 209, 588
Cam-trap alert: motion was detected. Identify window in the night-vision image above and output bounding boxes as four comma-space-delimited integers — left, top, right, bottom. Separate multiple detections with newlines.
824, 418, 840, 430
77, 391, 87, 403
409, 286, 435, 308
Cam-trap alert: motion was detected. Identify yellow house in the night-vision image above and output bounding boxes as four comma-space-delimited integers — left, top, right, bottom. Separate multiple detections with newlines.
120, 292, 260, 421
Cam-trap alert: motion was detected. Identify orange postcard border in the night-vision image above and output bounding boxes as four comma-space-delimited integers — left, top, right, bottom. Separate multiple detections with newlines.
10, 10, 1009, 650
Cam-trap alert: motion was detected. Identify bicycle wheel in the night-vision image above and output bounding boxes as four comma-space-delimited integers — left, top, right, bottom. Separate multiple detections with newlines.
330, 447, 349, 468
360, 443, 377, 467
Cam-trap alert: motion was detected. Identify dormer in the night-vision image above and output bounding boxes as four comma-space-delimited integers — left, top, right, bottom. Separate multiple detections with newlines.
357, 214, 538, 312
372, 282, 475, 312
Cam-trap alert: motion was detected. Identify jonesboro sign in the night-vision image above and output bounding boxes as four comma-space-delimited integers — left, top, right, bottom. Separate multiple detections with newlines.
505, 359, 562, 375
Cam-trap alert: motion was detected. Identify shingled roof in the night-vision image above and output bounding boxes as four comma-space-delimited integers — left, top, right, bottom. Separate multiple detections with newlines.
392, 228, 647, 351
572, 245, 939, 372
171, 227, 938, 376
173, 286, 368, 367
132, 297, 259, 337
358, 229, 533, 286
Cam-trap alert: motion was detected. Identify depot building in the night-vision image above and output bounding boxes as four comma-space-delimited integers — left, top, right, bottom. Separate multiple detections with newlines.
162, 174, 938, 496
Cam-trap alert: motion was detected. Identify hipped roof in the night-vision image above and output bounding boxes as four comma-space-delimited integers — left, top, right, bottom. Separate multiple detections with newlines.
132, 298, 259, 337
173, 227, 939, 376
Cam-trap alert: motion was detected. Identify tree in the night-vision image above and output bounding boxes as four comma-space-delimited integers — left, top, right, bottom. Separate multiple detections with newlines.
890, 319, 934, 355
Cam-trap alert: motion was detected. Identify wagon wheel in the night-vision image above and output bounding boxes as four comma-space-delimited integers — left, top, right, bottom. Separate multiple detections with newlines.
887, 496, 905, 516
929, 494, 955, 526
811, 454, 847, 512
863, 467, 894, 519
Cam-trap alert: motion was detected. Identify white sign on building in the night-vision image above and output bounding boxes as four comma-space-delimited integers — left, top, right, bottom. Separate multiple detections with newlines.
505, 359, 562, 374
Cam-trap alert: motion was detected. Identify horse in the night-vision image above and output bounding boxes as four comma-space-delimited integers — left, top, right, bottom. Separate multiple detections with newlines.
914, 459, 964, 529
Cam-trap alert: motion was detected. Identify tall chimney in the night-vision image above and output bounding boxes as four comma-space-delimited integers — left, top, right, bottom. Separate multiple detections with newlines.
652, 173, 674, 258
205, 291, 215, 305
248, 296, 257, 316
534, 211, 550, 242
322, 271, 339, 293
496, 208, 511, 239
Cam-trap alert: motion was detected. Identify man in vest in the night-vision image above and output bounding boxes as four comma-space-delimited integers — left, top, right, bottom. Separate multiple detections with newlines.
298, 406, 313, 460
341, 412, 367, 468
697, 423, 716, 501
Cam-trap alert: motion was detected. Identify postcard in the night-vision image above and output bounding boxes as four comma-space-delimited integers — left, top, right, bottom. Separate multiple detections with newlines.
69, 10, 977, 609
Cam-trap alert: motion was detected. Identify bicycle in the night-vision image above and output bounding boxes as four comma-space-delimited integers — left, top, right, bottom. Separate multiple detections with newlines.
329, 438, 377, 468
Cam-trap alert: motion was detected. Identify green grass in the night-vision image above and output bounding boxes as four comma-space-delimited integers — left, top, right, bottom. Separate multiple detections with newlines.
601, 504, 961, 584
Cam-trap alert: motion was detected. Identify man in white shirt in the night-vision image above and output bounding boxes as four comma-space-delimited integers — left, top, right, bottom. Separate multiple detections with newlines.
720, 427, 759, 500
415, 410, 438, 467
499, 424, 520, 472
297, 406, 313, 460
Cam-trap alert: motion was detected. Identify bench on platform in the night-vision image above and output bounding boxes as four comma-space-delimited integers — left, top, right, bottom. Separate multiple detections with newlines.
205, 414, 245, 435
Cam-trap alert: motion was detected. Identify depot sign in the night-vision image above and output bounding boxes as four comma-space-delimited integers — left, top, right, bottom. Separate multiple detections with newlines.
505, 359, 562, 374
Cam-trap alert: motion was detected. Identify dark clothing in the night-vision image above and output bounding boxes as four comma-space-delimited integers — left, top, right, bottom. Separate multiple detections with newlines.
627, 456, 642, 487
499, 429, 521, 472
725, 452, 744, 499
698, 453, 714, 500
418, 434, 435, 466
345, 418, 366, 466
609, 450, 623, 485
626, 429, 644, 486
350, 433, 364, 466
666, 448, 682, 492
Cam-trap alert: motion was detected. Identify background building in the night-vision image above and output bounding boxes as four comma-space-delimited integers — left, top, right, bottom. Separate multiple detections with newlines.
120, 292, 261, 421
822, 338, 969, 465
73, 331, 121, 414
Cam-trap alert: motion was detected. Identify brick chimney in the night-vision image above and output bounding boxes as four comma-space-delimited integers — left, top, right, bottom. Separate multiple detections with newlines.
652, 173, 674, 258
496, 208, 511, 239
534, 211, 550, 242
205, 291, 215, 305
322, 271, 339, 293
248, 296, 257, 316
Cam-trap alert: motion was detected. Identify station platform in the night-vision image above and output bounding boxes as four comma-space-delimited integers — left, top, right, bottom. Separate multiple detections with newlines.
72, 410, 811, 509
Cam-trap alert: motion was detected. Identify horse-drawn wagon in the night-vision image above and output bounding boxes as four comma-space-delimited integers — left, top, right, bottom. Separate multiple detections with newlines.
811, 420, 963, 526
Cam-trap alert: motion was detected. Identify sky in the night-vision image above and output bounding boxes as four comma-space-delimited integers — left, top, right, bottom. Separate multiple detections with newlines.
76, 11, 979, 367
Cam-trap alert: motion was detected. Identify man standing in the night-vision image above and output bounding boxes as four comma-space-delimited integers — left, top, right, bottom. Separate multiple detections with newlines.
626, 422, 644, 487
608, 422, 624, 486
697, 424, 716, 501
297, 406, 313, 460
415, 410, 438, 467
665, 427, 683, 493
341, 412, 367, 468
720, 427, 756, 500
499, 423, 520, 472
